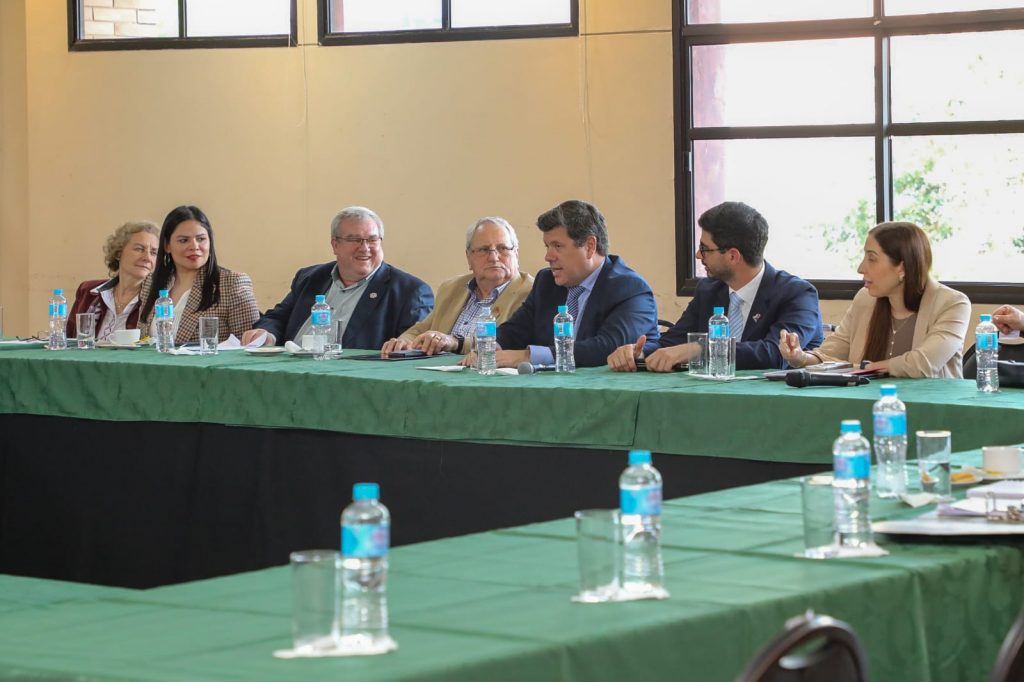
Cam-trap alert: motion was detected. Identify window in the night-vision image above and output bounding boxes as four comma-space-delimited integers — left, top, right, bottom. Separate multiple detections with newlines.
677, 2, 1024, 300
318, 0, 578, 45
70, 0, 296, 50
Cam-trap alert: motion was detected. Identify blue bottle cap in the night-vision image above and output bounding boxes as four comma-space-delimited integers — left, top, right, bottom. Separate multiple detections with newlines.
54, 288, 63, 296
713, 306, 724, 315
159, 289, 169, 297
840, 419, 861, 434
628, 450, 652, 465
557, 305, 568, 313
980, 314, 992, 322
353, 482, 379, 500
315, 294, 326, 303
879, 384, 897, 397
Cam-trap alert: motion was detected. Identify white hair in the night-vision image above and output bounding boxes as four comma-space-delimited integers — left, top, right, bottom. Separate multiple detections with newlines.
330, 206, 384, 239
464, 216, 518, 251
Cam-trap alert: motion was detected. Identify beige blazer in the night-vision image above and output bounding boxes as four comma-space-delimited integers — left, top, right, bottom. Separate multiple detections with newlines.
809, 278, 970, 378
139, 267, 260, 344
398, 272, 534, 352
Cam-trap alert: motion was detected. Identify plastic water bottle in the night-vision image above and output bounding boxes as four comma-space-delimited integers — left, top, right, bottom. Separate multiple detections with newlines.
475, 305, 497, 375
47, 288, 68, 350
708, 306, 733, 378
872, 385, 907, 499
553, 305, 575, 374
154, 289, 175, 353
311, 294, 332, 359
619, 450, 665, 596
340, 482, 390, 646
832, 420, 873, 548
976, 314, 999, 393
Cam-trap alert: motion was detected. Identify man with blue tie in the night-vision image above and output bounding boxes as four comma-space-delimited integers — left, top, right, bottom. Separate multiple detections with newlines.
607, 201, 823, 372
491, 199, 659, 368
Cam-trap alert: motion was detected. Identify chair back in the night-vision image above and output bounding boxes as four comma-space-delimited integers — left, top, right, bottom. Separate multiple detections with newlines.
736, 611, 869, 682
991, 608, 1024, 682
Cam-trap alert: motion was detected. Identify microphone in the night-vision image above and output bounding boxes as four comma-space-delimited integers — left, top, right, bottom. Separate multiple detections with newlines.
517, 362, 558, 374
785, 370, 870, 388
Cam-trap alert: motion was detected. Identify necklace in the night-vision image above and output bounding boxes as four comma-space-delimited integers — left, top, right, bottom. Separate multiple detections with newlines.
888, 314, 914, 356
113, 285, 138, 314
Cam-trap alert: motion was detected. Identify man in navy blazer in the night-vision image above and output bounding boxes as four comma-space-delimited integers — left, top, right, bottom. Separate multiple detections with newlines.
241, 206, 433, 350
492, 200, 659, 368
608, 201, 823, 371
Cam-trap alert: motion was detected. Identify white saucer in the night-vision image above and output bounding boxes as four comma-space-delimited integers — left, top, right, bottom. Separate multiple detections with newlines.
245, 346, 286, 355
287, 349, 320, 358
981, 469, 1024, 481
97, 340, 142, 350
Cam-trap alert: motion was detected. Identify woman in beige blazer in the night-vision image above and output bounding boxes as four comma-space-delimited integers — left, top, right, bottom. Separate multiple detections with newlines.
381, 217, 534, 355
779, 221, 970, 378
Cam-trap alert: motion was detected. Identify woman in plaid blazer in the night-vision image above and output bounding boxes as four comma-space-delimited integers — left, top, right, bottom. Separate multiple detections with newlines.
138, 205, 259, 344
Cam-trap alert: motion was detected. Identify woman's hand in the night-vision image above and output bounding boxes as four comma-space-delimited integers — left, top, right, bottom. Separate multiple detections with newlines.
778, 329, 808, 368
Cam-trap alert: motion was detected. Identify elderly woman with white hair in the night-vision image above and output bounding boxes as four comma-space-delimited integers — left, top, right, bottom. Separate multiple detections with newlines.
381, 216, 534, 356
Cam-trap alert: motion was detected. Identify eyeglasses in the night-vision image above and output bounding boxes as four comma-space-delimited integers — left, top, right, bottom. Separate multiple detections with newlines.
469, 245, 515, 257
336, 235, 382, 247
697, 242, 729, 256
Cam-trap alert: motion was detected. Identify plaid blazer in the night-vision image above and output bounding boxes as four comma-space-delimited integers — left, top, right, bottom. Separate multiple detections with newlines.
139, 267, 260, 344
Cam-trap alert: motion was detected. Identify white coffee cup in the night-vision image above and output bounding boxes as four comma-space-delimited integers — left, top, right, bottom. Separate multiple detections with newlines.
111, 328, 141, 346
982, 445, 1022, 474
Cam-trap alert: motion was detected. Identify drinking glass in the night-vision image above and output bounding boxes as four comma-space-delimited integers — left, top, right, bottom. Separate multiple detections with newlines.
916, 430, 952, 502
290, 550, 341, 653
322, 320, 344, 359
198, 316, 219, 356
800, 475, 837, 559
76, 313, 96, 349
572, 509, 621, 603
687, 332, 708, 375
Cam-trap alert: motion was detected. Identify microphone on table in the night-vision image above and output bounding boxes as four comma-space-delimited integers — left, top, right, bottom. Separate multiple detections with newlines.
517, 362, 558, 374
785, 370, 870, 388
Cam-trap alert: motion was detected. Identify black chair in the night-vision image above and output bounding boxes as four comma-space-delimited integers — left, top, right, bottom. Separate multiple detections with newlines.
990, 608, 1024, 682
735, 611, 870, 682
657, 318, 675, 332
964, 341, 1024, 386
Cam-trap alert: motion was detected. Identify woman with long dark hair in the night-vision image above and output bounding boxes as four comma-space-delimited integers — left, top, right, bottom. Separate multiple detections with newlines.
139, 205, 259, 344
779, 221, 970, 378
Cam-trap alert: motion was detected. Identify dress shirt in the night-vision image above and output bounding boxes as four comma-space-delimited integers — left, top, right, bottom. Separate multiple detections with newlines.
294, 264, 379, 341
451, 280, 510, 338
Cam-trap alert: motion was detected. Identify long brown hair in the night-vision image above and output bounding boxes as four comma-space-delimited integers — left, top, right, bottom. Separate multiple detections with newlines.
862, 222, 932, 362
139, 205, 221, 322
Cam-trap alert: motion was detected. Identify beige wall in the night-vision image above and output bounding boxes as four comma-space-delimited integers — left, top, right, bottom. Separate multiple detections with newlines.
0, 0, 1006, 340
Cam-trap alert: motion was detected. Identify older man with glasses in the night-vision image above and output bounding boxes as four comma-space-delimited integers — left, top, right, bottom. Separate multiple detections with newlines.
608, 201, 824, 372
381, 217, 534, 356
242, 206, 433, 349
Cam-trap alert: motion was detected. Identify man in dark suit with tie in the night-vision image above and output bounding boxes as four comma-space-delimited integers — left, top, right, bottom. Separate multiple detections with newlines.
492, 199, 659, 368
241, 206, 433, 349
608, 201, 823, 372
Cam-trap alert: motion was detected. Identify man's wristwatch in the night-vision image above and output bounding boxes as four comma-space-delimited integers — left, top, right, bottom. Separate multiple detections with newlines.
453, 335, 465, 353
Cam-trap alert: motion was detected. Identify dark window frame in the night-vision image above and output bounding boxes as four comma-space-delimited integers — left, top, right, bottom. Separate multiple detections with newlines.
68, 0, 298, 51
673, 2, 1024, 302
317, 0, 579, 46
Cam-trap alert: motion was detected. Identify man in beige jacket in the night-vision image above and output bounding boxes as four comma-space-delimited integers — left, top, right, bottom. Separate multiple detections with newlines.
381, 217, 534, 356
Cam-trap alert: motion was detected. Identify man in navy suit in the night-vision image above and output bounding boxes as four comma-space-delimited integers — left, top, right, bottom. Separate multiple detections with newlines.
241, 206, 433, 350
608, 201, 823, 372
491, 199, 659, 368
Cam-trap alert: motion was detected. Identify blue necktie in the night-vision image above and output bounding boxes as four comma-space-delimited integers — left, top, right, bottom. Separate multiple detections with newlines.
566, 286, 584, 321
728, 291, 745, 340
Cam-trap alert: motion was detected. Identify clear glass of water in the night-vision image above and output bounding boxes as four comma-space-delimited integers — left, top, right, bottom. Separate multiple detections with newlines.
800, 475, 837, 559
290, 550, 341, 653
687, 333, 708, 375
322, 320, 344, 359
76, 313, 96, 349
916, 430, 952, 502
198, 316, 219, 355
572, 509, 622, 603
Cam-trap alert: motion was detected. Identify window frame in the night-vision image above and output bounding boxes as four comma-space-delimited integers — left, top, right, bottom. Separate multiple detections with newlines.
68, 0, 298, 51
673, 2, 1024, 302
316, 0, 579, 46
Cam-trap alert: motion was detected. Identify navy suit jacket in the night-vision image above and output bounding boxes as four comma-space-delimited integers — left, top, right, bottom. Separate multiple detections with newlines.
649, 262, 823, 370
497, 255, 659, 368
255, 262, 433, 349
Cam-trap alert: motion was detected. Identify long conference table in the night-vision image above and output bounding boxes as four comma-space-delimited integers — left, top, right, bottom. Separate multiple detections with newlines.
2, 347, 1023, 587
0, 449, 1021, 682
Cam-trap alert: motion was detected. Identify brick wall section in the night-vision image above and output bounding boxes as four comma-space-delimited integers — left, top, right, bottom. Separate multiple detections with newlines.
81, 0, 164, 40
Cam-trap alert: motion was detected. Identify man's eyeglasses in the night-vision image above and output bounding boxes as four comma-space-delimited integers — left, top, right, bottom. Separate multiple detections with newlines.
336, 235, 382, 247
469, 245, 515, 257
697, 242, 729, 256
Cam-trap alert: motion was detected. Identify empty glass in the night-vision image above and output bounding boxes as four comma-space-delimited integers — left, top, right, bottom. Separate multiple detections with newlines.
687, 332, 709, 375
917, 430, 952, 502
198, 316, 219, 355
573, 509, 622, 603
290, 550, 341, 653
76, 313, 96, 350
800, 475, 837, 559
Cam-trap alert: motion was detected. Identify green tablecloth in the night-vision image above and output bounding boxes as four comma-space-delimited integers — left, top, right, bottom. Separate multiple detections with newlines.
2, 347, 1023, 462
0, 451, 1020, 681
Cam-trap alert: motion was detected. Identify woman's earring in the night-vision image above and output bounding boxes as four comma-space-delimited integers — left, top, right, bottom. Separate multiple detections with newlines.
163, 252, 170, 266
898, 273, 904, 283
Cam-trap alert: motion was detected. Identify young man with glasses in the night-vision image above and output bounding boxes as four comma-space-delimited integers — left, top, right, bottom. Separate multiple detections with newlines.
607, 201, 824, 372
242, 206, 433, 349
380, 217, 534, 356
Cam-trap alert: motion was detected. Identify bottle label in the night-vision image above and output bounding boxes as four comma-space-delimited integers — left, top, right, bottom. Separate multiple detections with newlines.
165, 303, 174, 318
476, 320, 496, 337
49, 303, 67, 317
620, 485, 662, 516
341, 523, 390, 558
873, 413, 906, 437
312, 310, 331, 326
834, 452, 871, 480
977, 332, 998, 350
709, 323, 730, 339
554, 321, 573, 338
